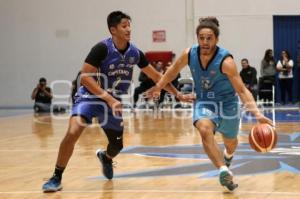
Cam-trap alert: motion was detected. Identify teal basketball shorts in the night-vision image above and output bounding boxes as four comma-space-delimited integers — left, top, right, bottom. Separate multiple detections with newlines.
193, 100, 240, 138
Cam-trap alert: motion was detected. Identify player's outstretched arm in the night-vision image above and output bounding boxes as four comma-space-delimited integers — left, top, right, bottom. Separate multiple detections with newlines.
144, 48, 190, 99
222, 57, 273, 126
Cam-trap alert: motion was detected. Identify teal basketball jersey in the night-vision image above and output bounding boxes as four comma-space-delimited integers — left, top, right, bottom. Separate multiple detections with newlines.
188, 45, 238, 102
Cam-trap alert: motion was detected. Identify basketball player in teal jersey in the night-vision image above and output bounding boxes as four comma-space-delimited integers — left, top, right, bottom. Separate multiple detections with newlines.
146, 17, 273, 191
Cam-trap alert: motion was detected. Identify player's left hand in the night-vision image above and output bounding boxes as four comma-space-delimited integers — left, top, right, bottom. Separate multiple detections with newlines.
107, 98, 123, 117
112, 101, 122, 117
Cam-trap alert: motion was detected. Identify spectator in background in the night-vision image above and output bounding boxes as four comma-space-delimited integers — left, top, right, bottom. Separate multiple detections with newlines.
158, 61, 181, 107
133, 62, 157, 108
133, 60, 167, 108
258, 49, 276, 105
276, 50, 294, 104
155, 60, 164, 72
260, 49, 276, 82
240, 58, 258, 100
31, 77, 52, 113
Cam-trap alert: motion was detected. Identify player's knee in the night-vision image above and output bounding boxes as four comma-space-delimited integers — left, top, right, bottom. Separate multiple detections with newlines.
198, 126, 209, 135
103, 128, 124, 157
196, 121, 214, 136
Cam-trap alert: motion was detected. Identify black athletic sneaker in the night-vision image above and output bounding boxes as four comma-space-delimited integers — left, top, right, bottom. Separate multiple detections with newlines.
42, 175, 62, 192
96, 149, 113, 179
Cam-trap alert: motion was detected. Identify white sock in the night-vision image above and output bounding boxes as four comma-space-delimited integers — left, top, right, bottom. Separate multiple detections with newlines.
224, 149, 234, 159
219, 165, 228, 173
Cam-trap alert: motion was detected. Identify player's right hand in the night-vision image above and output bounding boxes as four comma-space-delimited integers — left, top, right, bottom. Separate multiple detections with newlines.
107, 98, 122, 117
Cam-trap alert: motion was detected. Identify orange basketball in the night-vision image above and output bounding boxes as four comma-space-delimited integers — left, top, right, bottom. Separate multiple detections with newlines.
249, 123, 277, 153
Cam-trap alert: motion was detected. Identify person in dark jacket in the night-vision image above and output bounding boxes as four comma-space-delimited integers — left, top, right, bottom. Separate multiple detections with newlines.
31, 77, 53, 113
240, 58, 257, 100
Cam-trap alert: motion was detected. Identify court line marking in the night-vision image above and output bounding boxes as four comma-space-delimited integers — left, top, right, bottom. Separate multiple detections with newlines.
0, 190, 300, 195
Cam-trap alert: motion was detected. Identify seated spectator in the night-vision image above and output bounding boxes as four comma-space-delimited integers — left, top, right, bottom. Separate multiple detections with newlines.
276, 50, 294, 104
31, 77, 53, 113
260, 49, 276, 83
240, 58, 258, 100
133, 62, 157, 108
158, 62, 181, 107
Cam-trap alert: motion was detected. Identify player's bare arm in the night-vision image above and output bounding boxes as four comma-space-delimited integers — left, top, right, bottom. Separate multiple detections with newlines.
157, 48, 190, 90
145, 48, 193, 102
141, 64, 180, 96
222, 57, 272, 125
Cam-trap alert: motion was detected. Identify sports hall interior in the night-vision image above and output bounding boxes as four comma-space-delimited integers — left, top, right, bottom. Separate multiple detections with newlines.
0, 0, 300, 198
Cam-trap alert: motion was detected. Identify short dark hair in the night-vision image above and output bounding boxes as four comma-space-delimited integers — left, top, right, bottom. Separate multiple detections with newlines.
107, 11, 131, 31
39, 77, 46, 83
241, 58, 248, 63
196, 17, 220, 37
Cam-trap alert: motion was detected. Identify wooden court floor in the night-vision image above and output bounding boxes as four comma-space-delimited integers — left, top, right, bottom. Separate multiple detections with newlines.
0, 109, 300, 199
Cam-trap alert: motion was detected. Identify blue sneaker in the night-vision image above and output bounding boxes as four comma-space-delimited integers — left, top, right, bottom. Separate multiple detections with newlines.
219, 170, 238, 191
96, 149, 113, 179
224, 155, 233, 167
42, 176, 62, 192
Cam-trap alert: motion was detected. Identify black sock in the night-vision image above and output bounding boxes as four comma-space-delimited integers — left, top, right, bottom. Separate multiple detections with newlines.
53, 165, 65, 181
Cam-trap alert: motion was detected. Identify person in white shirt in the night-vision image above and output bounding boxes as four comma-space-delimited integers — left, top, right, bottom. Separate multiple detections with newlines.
276, 50, 294, 104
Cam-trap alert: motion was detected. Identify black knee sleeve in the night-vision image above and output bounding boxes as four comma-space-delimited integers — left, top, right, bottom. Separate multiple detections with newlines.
103, 129, 124, 157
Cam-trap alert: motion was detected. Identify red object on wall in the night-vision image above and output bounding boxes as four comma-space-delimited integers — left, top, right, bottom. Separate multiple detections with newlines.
152, 30, 166, 42
145, 51, 173, 66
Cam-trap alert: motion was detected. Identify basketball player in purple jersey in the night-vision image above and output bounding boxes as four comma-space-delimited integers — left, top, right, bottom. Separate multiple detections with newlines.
42, 11, 191, 192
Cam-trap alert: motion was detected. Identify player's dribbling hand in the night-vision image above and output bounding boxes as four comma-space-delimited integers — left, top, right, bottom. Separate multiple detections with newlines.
176, 92, 196, 103
255, 113, 273, 127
